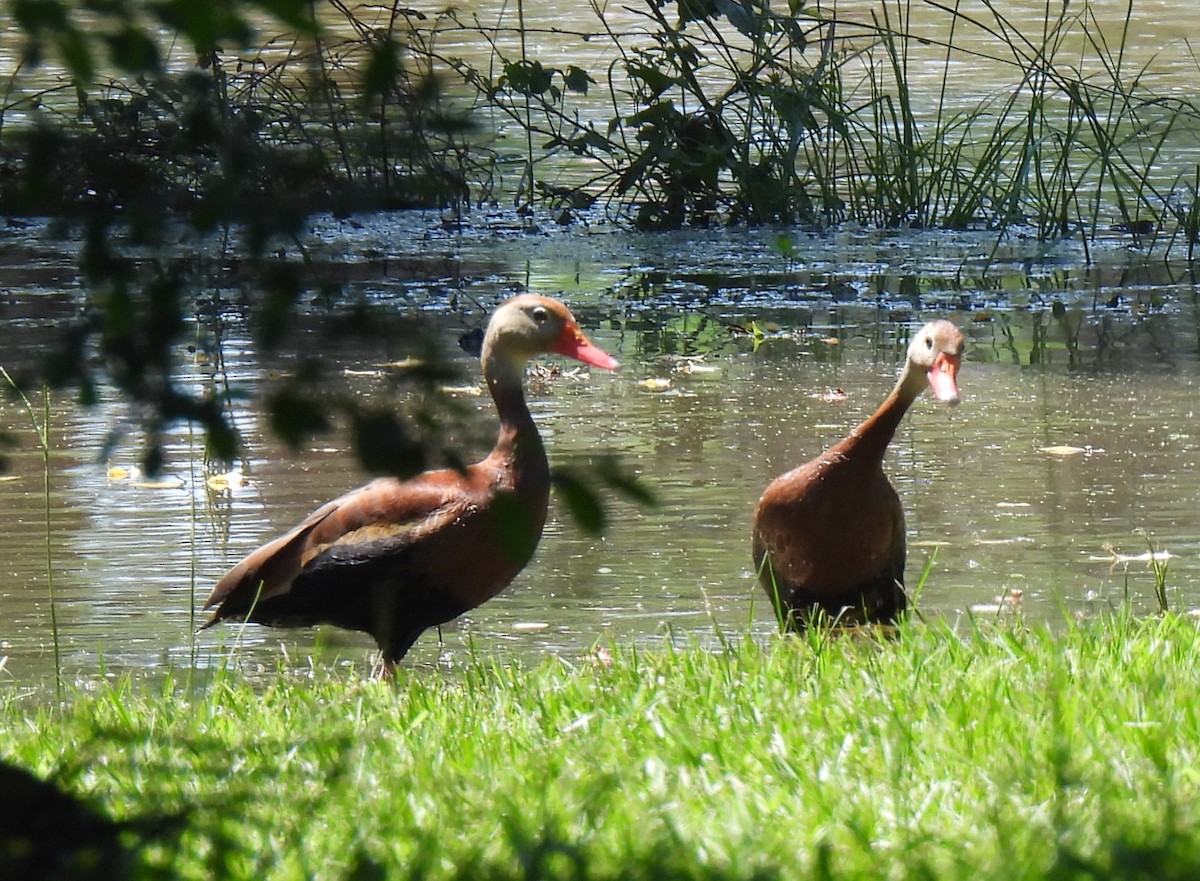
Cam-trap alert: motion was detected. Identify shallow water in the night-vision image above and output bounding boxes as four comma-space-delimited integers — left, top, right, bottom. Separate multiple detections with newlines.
1, 214, 1198, 693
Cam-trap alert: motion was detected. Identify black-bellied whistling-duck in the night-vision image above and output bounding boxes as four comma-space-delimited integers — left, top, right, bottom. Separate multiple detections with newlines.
751, 320, 964, 629
202, 294, 618, 672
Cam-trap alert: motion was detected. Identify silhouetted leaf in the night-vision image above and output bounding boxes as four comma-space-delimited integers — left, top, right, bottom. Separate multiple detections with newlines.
56, 28, 94, 82
503, 60, 555, 98
552, 470, 605, 535
349, 407, 426, 478
249, 0, 320, 35
153, 0, 254, 52
362, 36, 401, 104
267, 387, 331, 448
258, 264, 303, 350
458, 328, 484, 358
563, 66, 594, 95
596, 458, 657, 507
489, 490, 540, 563
626, 63, 676, 99
105, 25, 161, 73
141, 443, 165, 477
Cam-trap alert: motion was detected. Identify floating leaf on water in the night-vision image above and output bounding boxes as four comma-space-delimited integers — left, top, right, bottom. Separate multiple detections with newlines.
439, 384, 484, 396
995, 501, 1031, 508
1040, 445, 1088, 456
512, 622, 549, 632
207, 470, 246, 492
641, 377, 672, 390
343, 368, 383, 377
0, 475, 19, 483
106, 463, 139, 482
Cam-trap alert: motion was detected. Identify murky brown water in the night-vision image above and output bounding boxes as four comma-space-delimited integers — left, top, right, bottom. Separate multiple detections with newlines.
2, 214, 1198, 693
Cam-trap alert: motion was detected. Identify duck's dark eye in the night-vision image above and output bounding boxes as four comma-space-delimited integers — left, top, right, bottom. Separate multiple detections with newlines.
532, 306, 549, 323
925, 336, 933, 349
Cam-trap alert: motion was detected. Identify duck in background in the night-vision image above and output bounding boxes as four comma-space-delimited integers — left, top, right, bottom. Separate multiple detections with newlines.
751, 320, 964, 629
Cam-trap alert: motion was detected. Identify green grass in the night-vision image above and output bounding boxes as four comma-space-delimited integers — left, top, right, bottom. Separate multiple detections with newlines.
6, 613, 1200, 879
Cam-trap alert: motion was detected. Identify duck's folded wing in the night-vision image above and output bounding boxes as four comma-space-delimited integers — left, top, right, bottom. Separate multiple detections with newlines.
201, 476, 464, 625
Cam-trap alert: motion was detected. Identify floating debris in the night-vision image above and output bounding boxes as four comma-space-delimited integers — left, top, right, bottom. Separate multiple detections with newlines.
995, 501, 1032, 509
528, 364, 588, 382
106, 463, 139, 482
673, 357, 720, 376
512, 621, 550, 632
641, 377, 672, 391
1091, 543, 1174, 572
439, 384, 484, 396
970, 589, 1024, 615
377, 356, 425, 370
811, 387, 848, 403
108, 462, 185, 489
1039, 445, 1090, 456
207, 470, 246, 493
134, 474, 186, 490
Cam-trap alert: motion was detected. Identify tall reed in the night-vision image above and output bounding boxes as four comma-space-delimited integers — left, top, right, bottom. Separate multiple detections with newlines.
438, 0, 1200, 251
0, 367, 61, 700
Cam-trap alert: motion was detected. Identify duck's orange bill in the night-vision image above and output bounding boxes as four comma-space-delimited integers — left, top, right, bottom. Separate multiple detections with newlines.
927, 352, 961, 405
554, 326, 619, 370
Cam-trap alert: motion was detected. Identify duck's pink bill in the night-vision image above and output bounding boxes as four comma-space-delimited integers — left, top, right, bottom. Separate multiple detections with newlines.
927, 354, 961, 406
554, 330, 619, 370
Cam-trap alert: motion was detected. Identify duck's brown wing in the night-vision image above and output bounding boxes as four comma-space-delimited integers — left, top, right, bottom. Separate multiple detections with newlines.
201, 474, 467, 627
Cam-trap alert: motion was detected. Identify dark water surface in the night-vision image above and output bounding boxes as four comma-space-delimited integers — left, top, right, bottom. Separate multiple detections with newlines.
2, 213, 1199, 693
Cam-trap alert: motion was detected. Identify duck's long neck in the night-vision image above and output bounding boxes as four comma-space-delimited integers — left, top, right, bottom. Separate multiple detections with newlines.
835, 361, 927, 464
483, 349, 546, 467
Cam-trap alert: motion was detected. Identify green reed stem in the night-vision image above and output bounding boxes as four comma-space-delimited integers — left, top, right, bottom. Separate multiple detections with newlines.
517, 0, 535, 207
187, 418, 198, 669
1, 366, 61, 700
1136, 530, 1171, 615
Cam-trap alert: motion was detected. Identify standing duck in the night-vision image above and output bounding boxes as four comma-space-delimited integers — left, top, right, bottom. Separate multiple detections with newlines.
202, 294, 618, 672
751, 319, 964, 629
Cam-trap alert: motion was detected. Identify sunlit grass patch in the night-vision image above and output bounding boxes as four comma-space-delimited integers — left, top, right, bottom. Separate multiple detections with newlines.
5, 614, 1200, 879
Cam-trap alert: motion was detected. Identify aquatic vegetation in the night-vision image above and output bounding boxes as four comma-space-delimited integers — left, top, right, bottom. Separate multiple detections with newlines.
451, 0, 1200, 247
1, 0, 1196, 469
5, 0, 1194, 241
